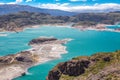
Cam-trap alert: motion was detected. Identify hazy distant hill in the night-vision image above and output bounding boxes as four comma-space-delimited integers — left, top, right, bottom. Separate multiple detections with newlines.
0, 4, 77, 16
0, 11, 120, 31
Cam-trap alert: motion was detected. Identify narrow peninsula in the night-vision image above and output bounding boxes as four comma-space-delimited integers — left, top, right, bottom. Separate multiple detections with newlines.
0, 37, 70, 80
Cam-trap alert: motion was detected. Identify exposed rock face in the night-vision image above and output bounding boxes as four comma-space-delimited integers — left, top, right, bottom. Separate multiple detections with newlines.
48, 70, 61, 80
29, 37, 57, 45
58, 60, 90, 76
47, 51, 120, 80
47, 59, 90, 80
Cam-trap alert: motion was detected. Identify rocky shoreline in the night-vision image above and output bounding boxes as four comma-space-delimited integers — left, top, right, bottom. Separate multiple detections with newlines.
1, 23, 120, 34
0, 37, 70, 80
72, 24, 120, 33
47, 50, 120, 80
0, 23, 71, 33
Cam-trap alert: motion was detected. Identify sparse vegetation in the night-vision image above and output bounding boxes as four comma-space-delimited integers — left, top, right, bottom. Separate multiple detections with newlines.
47, 50, 120, 80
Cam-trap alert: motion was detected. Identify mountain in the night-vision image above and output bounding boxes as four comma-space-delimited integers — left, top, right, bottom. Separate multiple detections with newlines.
0, 4, 77, 16
0, 11, 120, 32
0, 11, 66, 31
72, 12, 120, 26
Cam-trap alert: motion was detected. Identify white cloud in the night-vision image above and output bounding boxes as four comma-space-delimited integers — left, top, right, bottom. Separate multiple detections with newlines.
0, 0, 23, 5
0, 3, 4, 5
16, 0, 23, 3
9, 0, 23, 4
26, 0, 33, 2
0, 0, 34, 4
37, 3, 120, 12
69, 0, 87, 2
38, 3, 70, 10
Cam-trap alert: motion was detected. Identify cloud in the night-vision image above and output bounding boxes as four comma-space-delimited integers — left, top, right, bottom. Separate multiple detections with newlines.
38, 3, 120, 12
0, 0, 23, 5
0, 3, 4, 5
16, 0, 23, 3
9, 0, 23, 4
26, 0, 33, 2
69, 0, 87, 2
38, 3, 70, 10
0, 0, 33, 4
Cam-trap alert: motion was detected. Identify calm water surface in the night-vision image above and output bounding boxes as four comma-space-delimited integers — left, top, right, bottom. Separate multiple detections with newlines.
0, 26, 120, 80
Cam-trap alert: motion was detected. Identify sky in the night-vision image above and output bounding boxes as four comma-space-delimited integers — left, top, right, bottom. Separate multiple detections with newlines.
0, 0, 120, 12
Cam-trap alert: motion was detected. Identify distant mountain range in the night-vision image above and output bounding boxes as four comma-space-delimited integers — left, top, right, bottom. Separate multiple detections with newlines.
0, 11, 120, 31
0, 4, 77, 16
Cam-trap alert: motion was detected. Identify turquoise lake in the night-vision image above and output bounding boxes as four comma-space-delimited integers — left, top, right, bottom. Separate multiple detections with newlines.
107, 25, 120, 29
0, 26, 120, 80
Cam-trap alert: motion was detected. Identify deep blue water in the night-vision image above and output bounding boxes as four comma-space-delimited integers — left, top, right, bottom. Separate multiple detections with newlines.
0, 26, 120, 80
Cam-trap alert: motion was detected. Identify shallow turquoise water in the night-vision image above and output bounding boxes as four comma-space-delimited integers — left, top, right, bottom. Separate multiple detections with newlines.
107, 25, 120, 29
0, 26, 120, 80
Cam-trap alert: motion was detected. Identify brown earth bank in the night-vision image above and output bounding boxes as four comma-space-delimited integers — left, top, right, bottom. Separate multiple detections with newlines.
47, 50, 120, 80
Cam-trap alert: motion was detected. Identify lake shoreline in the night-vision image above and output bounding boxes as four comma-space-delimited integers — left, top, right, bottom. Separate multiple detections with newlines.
0, 23, 117, 80
0, 23, 120, 34
0, 37, 71, 80
0, 23, 71, 33
72, 24, 120, 33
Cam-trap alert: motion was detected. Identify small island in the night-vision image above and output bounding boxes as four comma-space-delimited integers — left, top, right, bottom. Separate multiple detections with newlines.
0, 37, 70, 80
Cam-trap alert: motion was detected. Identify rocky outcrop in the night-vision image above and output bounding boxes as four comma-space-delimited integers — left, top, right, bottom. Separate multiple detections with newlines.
47, 59, 90, 80
47, 58, 90, 80
47, 50, 120, 80
58, 60, 90, 76
29, 37, 57, 45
